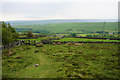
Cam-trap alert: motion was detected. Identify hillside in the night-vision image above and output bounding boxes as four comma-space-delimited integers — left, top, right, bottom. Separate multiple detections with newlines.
6, 19, 117, 26
2, 43, 119, 78
13, 22, 118, 34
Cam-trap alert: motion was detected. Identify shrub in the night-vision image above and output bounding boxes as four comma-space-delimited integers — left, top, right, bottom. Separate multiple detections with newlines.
36, 43, 43, 47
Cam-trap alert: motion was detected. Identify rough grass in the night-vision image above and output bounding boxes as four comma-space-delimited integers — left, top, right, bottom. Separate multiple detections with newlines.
2, 43, 119, 78
2, 45, 61, 78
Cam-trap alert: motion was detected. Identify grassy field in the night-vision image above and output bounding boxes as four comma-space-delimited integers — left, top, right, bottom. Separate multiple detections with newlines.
2, 43, 119, 78
13, 22, 118, 34
18, 37, 120, 44
18, 37, 59, 43
53, 38, 120, 42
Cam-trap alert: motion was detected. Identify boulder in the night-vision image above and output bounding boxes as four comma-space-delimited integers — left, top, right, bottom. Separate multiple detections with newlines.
33, 64, 39, 67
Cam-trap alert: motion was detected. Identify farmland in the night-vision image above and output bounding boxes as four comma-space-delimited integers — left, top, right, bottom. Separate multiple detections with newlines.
13, 22, 118, 34
53, 37, 120, 42
1, 21, 119, 79
2, 43, 119, 78
16, 37, 120, 46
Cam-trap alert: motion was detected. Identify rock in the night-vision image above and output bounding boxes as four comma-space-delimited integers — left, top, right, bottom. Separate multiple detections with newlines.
33, 64, 39, 67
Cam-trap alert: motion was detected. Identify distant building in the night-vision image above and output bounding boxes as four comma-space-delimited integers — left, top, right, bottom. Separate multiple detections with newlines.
47, 35, 64, 38
109, 33, 113, 34
47, 35, 55, 37
55, 35, 64, 38
56, 35, 59, 37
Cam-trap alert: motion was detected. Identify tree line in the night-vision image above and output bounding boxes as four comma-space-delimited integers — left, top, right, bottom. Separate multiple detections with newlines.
0, 22, 19, 45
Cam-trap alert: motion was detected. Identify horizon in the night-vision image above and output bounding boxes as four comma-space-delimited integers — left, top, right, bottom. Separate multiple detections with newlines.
1, 19, 118, 22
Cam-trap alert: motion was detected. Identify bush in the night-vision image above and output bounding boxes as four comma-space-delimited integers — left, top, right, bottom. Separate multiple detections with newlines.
36, 43, 43, 47
69, 33, 77, 37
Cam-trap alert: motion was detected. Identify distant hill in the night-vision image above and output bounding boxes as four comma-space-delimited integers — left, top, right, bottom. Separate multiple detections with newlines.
13, 22, 118, 34
6, 19, 118, 26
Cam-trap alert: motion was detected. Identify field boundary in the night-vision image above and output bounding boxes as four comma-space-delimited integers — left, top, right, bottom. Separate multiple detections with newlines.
0, 40, 25, 50
75, 37, 120, 40
1, 39, 120, 50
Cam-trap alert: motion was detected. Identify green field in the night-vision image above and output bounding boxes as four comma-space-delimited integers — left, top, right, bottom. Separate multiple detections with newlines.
54, 38, 120, 42
14, 22, 118, 34
2, 43, 119, 78
18, 37, 59, 43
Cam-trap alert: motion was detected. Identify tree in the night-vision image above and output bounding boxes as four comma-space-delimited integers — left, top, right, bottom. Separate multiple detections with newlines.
1, 22, 7, 28
70, 33, 77, 37
2, 27, 13, 45
8, 23, 12, 29
27, 30, 33, 38
1, 22, 19, 45
11, 27, 16, 33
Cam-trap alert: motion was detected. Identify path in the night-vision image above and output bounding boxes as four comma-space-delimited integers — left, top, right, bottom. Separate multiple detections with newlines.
14, 48, 60, 78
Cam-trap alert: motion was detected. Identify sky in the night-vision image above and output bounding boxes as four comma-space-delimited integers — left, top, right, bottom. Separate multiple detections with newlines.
0, 0, 119, 21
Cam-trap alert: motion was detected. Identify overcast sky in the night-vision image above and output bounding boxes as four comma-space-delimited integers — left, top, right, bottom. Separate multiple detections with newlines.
0, 0, 119, 21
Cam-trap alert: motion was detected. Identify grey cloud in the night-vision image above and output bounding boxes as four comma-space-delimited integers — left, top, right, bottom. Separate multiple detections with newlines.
2, 2, 67, 16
